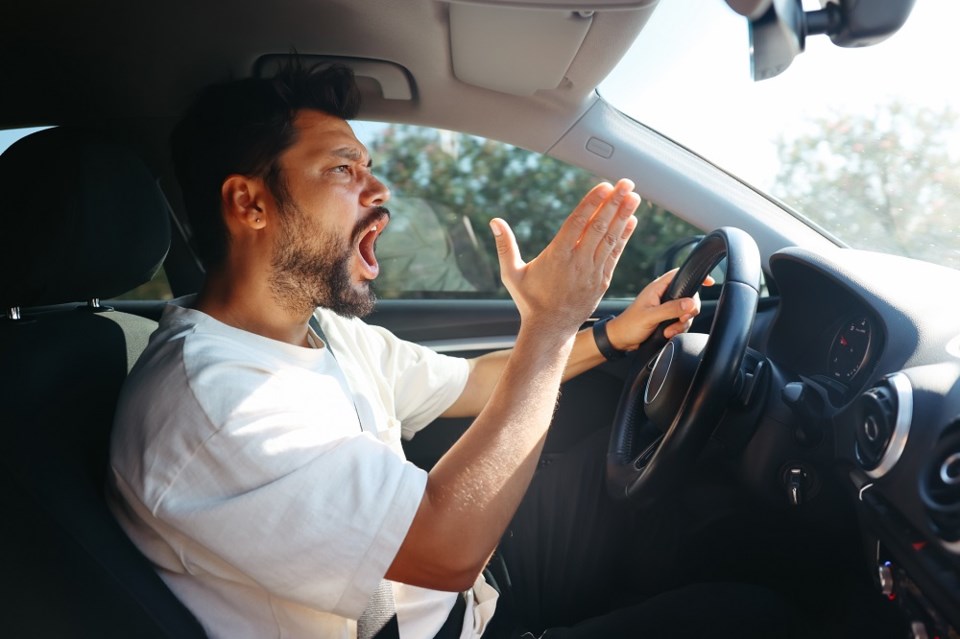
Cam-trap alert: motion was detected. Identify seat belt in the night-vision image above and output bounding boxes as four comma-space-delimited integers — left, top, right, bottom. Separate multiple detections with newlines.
308, 315, 401, 639
308, 314, 466, 639
357, 581, 401, 639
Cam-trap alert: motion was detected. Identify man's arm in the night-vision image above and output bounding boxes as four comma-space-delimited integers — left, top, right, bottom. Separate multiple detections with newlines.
386, 179, 639, 591
441, 269, 704, 419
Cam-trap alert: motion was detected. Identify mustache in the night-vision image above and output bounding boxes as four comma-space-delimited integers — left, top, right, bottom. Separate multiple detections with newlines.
352, 206, 391, 241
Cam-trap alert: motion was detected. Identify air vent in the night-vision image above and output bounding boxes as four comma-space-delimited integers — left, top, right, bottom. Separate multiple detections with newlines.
853, 373, 912, 478
921, 423, 960, 544
854, 386, 896, 468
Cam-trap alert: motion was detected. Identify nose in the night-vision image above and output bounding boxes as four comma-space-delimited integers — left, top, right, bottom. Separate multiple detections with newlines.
361, 173, 390, 207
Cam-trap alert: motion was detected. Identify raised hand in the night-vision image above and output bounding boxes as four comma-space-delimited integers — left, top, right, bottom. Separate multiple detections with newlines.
489, 179, 640, 338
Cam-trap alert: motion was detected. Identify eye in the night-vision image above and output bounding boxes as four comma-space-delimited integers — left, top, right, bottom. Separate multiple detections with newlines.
330, 165, 351, 174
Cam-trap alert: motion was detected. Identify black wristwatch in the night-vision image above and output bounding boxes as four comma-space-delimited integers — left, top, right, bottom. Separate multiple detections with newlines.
592, 315, 627, 361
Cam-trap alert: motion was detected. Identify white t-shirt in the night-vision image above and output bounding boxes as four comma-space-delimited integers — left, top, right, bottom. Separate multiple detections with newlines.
108, 302, 498, 638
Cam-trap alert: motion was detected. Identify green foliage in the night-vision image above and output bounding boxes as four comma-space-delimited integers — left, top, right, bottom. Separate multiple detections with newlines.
773, 101, 960, 269
113, 267, 173, 301
368, 125, 699, 298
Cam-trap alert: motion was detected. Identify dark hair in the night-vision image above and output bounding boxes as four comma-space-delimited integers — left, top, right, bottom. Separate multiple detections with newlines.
170, 63, 361, 268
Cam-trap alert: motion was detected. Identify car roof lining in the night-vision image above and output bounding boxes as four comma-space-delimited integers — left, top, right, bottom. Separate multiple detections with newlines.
1, 0, 654, 151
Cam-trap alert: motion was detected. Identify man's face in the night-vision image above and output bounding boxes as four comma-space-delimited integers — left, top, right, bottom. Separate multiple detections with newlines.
266, 109, 391, 318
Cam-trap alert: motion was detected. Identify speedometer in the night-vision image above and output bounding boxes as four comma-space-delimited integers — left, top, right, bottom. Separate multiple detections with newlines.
829, 316, 873, 382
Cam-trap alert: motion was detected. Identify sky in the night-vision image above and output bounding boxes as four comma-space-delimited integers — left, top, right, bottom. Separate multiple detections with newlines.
0, 126, 47, 155
599, 0, 960, 191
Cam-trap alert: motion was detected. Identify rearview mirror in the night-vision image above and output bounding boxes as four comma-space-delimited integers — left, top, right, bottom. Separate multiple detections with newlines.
729, 0, 917, 81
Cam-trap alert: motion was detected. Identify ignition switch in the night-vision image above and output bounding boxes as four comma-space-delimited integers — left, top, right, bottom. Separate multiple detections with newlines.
785, 467, 805, 505
781, 465, 817, 506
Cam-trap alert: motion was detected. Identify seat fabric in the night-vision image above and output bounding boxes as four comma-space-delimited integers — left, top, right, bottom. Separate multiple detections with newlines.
0, 127, 206, 638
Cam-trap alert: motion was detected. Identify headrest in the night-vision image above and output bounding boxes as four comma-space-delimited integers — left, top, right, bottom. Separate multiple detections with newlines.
0, 127, 170, 309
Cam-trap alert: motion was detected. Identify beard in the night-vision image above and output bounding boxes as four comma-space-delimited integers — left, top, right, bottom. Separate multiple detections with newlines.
268, 199, 383, 319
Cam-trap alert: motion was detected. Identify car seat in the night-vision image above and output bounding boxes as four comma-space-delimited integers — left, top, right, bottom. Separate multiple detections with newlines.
0, 128, 207, 637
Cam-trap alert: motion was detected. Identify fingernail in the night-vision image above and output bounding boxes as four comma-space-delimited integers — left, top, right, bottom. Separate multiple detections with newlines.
681, 299, 694, 312
490, 220, 502, 237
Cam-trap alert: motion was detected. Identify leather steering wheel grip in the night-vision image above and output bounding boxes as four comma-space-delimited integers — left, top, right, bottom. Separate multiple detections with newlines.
664, 228, 763, 300
606, 227, 762, 507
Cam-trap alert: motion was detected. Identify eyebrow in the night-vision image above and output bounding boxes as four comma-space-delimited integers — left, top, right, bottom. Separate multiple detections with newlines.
331, 146, 373, 167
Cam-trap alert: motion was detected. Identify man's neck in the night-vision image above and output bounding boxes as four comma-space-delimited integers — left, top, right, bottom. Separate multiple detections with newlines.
194, 270, 313, 347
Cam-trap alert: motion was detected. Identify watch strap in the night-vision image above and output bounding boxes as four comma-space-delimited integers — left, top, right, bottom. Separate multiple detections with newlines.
593, 315, 626, 361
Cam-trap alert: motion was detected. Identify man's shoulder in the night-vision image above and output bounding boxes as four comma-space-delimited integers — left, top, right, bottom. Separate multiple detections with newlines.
155, 302, 295, 366
314, 307, 400, 352
123, 303, 284, 422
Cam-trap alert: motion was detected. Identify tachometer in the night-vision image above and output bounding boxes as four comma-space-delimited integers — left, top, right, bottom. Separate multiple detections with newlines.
829, 316, 873, 382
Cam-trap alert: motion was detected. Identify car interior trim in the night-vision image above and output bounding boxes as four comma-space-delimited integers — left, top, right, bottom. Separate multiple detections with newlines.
866, 372, 913, 480
255, 55, 415, 101
549, 98, 840, 264
940, 453, 960, 486
421, 336, 518, 354
942, 532, 960, 555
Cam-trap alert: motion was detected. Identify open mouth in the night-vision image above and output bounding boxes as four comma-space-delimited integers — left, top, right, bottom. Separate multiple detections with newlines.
355, 211, 389, 279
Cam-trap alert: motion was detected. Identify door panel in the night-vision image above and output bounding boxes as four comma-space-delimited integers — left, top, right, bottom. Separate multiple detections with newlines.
368, 298, 723, 470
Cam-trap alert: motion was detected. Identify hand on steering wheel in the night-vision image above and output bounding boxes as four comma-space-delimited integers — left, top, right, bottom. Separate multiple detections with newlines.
606, 227, 762, 507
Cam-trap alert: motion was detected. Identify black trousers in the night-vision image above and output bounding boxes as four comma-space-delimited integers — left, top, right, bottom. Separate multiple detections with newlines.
480, 425, 795, 639
483, 580, 791, 639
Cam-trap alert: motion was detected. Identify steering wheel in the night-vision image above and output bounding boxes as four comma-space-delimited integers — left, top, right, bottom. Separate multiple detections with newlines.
606, 227, 762, 507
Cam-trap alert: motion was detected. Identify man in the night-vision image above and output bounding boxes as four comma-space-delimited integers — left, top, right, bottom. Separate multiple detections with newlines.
108, 64, 754, 639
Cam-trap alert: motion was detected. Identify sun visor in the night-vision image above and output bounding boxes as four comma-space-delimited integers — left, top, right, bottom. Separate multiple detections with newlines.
448, 3, 595, 96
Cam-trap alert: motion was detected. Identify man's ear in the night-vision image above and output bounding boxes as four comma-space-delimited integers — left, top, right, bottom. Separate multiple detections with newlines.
221, 175, 267, 230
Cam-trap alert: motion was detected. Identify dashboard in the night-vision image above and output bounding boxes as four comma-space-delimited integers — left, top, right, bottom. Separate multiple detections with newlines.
755, 246, 960, 636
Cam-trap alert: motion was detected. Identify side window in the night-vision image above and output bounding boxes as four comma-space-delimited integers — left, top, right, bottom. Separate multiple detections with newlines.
356, 122, 701, 299
113, 267, 174, 301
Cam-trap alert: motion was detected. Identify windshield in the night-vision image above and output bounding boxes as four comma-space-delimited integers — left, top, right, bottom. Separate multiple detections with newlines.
600, 1, 960, 269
